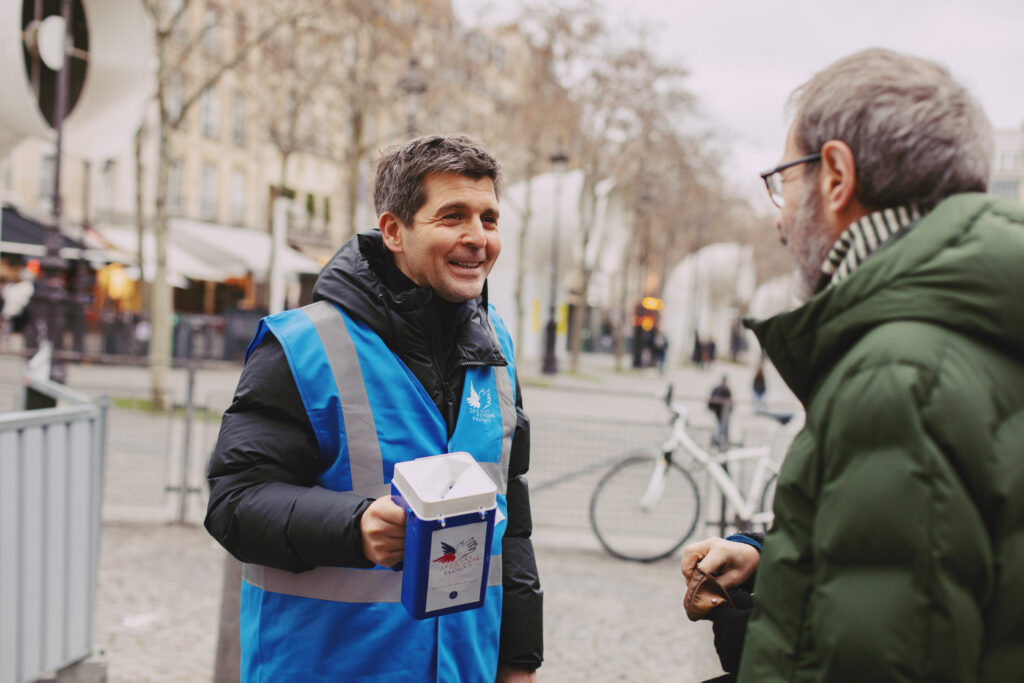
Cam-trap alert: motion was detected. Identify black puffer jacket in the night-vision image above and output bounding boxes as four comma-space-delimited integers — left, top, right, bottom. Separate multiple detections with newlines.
205, 230, 543, 672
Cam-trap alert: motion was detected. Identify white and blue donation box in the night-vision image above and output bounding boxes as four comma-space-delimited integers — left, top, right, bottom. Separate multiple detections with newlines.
391, 452, 498, 620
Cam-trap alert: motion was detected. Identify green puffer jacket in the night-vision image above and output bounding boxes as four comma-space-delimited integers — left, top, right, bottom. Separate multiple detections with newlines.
740, 194, 1024, 683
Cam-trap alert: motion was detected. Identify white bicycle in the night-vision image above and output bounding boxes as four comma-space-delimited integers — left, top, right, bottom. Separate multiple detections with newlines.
588, 385, 799, 562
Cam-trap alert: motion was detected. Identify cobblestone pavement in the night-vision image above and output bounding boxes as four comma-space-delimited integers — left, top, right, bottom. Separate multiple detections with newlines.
3, 350, 798, 682
94, 522, 224, 683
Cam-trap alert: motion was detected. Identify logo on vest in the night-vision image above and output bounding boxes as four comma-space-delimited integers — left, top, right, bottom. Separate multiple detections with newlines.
465, 381, 496, 424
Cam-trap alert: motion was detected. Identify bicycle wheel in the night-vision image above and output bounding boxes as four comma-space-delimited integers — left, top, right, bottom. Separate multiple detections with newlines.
589, 451, 701, 562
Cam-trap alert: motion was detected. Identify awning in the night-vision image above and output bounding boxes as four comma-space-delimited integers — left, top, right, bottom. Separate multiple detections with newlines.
170, 217, 322, 279
0, 204, 115, 262
92, 223, 228, 285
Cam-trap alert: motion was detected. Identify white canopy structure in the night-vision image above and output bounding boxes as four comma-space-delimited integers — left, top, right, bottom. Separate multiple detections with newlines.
488, 169, 629, 360
660, 243, 757, 365
90, 218, 322, 289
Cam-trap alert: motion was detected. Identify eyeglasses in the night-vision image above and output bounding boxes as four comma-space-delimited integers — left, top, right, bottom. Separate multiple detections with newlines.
759, 153, 821, 208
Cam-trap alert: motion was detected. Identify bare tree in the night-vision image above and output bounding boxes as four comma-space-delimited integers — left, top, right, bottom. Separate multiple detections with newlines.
321, 1, 422, 240
564, 30, 697, 372
138, 0, 320, 408
445, 6, 588, 362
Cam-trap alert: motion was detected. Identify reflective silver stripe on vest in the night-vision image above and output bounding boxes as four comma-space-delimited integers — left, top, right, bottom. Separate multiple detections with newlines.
484, 317, 517, 494
478, 462, 505, 495
304, 300, 386, 497
243, 555, 503, 604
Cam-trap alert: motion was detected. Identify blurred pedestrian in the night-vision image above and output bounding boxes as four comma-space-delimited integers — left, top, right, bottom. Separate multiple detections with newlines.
707, 375, 731, 450
728, 319, 746, 362
751, 364, 766, 409
205, 136, 542, 682
652, 329, 669, 374
682, 48, 1024, 682
1, 263, 36, 338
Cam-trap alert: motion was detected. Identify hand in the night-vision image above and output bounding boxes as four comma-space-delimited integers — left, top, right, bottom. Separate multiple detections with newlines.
496, 666, 536, 683
359, 496, 406, 567
680, 537, 760, 589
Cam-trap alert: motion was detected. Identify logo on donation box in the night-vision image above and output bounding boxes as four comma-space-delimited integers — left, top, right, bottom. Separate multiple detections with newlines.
426, 524, 487, 611
433, 538, 478, 564
466, 381, 496, 424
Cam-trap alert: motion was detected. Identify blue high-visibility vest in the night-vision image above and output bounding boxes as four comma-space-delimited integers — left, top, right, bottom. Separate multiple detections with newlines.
239, 300, 517, 682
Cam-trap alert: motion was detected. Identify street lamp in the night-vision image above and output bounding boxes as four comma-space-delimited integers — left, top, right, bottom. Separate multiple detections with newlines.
398, 57, 427, 138
541, 150, 569, 375
631, 189, 654, 369
24, 0, 83, 382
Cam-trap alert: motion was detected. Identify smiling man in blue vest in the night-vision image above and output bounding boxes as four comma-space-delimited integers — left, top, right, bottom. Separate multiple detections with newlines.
205, 135, 543, 682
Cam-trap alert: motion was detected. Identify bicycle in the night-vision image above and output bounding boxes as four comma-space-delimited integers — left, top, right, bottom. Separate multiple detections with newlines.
588, 384, 799, 562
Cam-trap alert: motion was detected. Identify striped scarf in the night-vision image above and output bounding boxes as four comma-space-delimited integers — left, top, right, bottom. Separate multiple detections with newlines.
822, 205, 923, 286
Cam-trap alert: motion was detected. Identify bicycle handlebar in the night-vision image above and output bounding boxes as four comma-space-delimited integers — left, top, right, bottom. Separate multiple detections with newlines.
662, 384, 688, 422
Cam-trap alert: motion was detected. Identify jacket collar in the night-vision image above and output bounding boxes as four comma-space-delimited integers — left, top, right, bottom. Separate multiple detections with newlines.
311, 230, 506, 368
747, 193, 1022, 403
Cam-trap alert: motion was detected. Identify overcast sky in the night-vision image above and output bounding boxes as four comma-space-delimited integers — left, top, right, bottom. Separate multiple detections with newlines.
452, 0, 1024, 201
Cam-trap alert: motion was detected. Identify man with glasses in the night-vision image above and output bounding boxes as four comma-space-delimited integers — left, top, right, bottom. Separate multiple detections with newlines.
681, 48, 1024, 682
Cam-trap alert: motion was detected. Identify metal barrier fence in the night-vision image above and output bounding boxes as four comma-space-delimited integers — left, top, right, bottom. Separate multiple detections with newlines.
64, 379, 232, 526
528, 414, 718, 534
0, 374, 108, 683
0, 361, 233, 527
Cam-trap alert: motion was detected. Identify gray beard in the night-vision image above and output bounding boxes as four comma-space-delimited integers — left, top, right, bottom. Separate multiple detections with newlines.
786, 183, 836, 301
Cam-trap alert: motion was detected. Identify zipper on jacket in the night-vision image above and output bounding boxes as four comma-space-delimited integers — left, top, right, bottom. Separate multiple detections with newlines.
425, 314, 456, 438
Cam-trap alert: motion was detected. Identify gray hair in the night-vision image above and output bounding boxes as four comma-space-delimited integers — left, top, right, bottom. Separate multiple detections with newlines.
788, 48, 993, 211
372, 135, 502, 226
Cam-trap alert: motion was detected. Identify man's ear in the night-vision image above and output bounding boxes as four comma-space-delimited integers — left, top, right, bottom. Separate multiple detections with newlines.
818, 139, 866, 236
819, 139, 858, 215
379, 212, 404, 254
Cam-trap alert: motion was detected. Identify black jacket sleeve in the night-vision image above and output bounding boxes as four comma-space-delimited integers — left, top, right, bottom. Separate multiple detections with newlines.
498, 376, 544, 672
204, 334, 374, 571
705, 531, 763, 676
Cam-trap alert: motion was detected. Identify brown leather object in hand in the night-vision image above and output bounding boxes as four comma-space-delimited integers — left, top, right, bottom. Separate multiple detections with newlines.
684, 568, 734, 621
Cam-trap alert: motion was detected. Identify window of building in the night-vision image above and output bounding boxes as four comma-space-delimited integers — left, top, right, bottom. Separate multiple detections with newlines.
168, 158, 183, 211
229, 169, 245, 224
167, 73, 184, 123
101, 159, 117, 220
200, 162, 218, 219
202, 8, 220, 56
491, 45, 507, 69
200, 86, 219, 139
990, 178, 1020, 198
38, 154, 55, 210
232, 92, 245, 146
